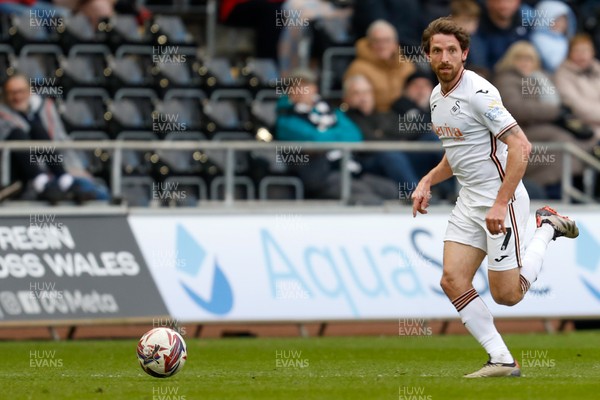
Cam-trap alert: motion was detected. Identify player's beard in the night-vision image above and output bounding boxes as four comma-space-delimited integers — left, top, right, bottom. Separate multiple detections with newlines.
434, 62, 459, 84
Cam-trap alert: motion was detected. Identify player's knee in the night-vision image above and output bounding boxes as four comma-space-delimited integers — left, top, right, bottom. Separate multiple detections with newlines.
440, 272, 466, 297
492, 291, 522, 307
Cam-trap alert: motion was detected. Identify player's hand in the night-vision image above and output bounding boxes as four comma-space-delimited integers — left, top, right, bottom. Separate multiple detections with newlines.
486, 202, 508, 235
412, 179, 432, 217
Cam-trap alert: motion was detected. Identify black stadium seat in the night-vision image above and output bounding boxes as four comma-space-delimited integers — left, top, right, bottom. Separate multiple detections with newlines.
116, 131, 159, 176
106, 88, 159, 136
107, 46, 155, 92
66, 87, 110, 133
58, 44, 110, 92
195, 58, 241, 90
242, 58, 279, 89
104, 14, 151, 51
8, 14, 60, 51
59, 99, 98, 131
159, 131, 209, 174
204, 89, 253, 134
150, 15, 196, 46
69, 131, 110, 176
15, 44, 62, 83
0, 44, 15, 85
251, 89, 278, 131
58, 13, 105, 50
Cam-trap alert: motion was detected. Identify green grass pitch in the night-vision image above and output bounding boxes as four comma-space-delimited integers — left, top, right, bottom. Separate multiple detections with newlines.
1, 331, 599, 399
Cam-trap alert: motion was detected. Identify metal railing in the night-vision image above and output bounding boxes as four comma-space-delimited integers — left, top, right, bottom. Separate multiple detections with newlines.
2, 140, 600, 205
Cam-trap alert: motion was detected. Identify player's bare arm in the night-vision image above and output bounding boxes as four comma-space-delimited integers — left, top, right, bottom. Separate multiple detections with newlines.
412, 154, 453, 217
486, 125, 531, 235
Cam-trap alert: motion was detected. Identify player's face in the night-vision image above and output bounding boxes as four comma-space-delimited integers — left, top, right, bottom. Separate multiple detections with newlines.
428, 34, 468, 84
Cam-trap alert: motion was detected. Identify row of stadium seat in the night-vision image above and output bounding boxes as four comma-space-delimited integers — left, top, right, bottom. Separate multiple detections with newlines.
118, 174, 304, 207
1, 13, 195, 52
56, 87, 277, 138
0, 44, 281, 95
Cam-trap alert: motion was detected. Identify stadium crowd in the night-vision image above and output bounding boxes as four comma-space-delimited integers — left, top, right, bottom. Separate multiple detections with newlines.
0, 0, 599, 205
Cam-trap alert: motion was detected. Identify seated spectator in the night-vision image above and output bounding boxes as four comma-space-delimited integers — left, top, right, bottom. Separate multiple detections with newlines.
352, 0, 421, 49
555, 34, 600, 140
275, 69, 398, 204
344, 20, 415, 112
469, 0, 533, 78
450, 0, 481, 35
343, 74, 420, 191
0, 118, 63, 203
0, 74, 109, 203
494, 41, 595, 198
219, 0, 285, 61
530, 0, 577, 73
278, 0, 353, 76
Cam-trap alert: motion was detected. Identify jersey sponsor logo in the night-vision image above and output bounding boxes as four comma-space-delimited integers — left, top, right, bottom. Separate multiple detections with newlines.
475, 89, 489, 94
433, 124, 464, 141
484, 100, 507, 121
494, 255, 509, 262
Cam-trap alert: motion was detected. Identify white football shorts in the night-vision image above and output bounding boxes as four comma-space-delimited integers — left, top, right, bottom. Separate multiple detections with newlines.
444, 188, 530, 271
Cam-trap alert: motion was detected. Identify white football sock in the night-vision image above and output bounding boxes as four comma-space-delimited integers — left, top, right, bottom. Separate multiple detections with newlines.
453, 288, 514, 364
33, 174, 50, 193
58, 174, 74, 191
519, 224, 554, 289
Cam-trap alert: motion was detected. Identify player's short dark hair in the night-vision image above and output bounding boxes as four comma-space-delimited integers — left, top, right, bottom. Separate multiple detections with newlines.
421, 17, 471, 54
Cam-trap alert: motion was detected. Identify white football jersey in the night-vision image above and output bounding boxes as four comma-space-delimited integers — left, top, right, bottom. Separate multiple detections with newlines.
430, 69, 525, 207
